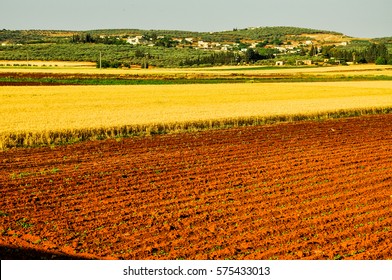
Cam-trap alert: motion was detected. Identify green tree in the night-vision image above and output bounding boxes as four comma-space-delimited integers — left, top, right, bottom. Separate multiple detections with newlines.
272, 37, 283, 45
308, 45, 315, 56
365, 43, 388, 63
155, 36, 177, 48
375, 57, 387, 65
245, 49, 260, 63
256, 40, 268, 48
84, 33, 95, 43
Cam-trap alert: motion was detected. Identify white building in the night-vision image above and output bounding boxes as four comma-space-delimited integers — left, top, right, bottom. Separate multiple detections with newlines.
221, 44, 231, 51
198, 41, 210, 49
126, 36, 144, 45
275, 46, 287, 53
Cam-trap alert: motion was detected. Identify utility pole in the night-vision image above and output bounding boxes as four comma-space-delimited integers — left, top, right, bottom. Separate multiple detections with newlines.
99, 51, 102, 69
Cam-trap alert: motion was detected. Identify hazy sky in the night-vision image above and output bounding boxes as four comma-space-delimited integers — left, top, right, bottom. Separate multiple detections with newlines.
1, 0, 391, 38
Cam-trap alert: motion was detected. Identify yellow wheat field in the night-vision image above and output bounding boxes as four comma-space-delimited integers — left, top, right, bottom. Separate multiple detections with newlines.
1, 81, 392, 135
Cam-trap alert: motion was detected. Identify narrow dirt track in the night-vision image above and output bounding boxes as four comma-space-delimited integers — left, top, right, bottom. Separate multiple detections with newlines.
1, 114, 391, 260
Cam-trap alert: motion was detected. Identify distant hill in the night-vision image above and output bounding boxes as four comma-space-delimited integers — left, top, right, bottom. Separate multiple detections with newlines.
215, 26, 343, 40
0, 29, 75, 44
0, 26, 346, 44
373, 37, 392, 44
1, 26, 390, 68
2, 26, 391, 44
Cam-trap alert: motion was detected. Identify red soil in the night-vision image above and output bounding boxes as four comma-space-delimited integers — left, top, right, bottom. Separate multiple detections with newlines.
1, 114, 391, 260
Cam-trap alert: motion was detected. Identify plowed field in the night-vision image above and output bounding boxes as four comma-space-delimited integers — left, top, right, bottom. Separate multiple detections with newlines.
1, 114, 391, 260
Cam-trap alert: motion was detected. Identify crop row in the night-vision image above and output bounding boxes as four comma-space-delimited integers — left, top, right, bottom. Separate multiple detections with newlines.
1, 114, 391, 259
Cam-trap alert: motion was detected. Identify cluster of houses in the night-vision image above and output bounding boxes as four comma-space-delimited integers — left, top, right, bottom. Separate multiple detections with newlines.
124, 35, 322, 53
124, 34, 351, 57
123, 34, 351, 67
125, 35, 228, 50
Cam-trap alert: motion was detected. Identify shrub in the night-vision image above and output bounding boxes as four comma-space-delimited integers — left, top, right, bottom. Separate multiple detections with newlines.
375, 57, 387, 65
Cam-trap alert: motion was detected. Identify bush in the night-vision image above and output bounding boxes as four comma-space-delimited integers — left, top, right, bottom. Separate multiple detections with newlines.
375, 57, 387, 65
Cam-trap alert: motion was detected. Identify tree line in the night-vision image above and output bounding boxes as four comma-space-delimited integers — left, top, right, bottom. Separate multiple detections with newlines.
318, 43, 391, 65
71, 33, 128, 45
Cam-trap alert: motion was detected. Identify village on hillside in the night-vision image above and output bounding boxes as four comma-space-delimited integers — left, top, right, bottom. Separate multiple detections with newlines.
0, 27, 390, 67
120, 31, 352, 66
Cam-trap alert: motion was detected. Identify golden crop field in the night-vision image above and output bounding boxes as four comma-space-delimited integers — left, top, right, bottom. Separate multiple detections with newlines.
1, 80, 392, 149
2, 81, 392, 133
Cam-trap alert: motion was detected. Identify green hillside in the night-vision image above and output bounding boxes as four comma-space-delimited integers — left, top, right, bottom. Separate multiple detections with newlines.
0, 26, 342, 44
0, 26, 390, 67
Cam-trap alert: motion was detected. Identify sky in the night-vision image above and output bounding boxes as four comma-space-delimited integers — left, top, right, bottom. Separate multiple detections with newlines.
1, 0, 391, 38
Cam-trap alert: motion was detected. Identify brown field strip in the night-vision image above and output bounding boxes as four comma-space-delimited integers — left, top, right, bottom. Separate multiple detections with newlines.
1, 114, 391, 260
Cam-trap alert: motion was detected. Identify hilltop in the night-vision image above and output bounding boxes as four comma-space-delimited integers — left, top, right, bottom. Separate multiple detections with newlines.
0, 26, 348, 44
